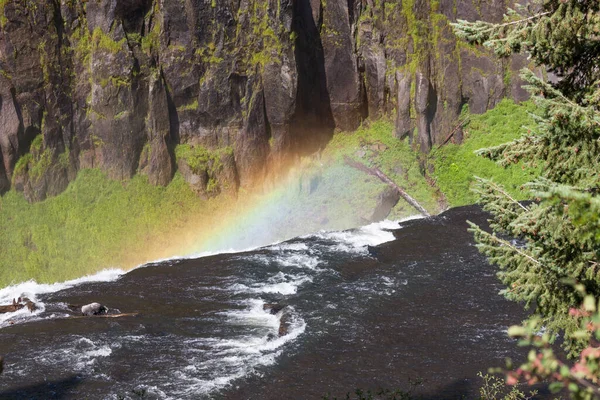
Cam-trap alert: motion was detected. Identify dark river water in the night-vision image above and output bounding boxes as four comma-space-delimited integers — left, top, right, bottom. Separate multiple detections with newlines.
0, 206, 532, 399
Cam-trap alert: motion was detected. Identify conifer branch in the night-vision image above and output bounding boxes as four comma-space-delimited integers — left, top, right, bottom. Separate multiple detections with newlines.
495, 11, 551, 28
475, 177, 529, 211
482, 232, 542, 267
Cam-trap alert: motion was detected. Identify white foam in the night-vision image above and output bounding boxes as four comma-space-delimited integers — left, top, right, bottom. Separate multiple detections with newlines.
273, 253, 321, 270
266, 242, 309, 252
173, 301, 306, 398
221, 299, 280, 328
31, 336, 115, 376
307, 216, 424, 255
228, 273, 312, 295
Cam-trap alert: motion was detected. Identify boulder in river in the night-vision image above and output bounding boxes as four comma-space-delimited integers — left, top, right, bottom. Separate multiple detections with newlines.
263, 303, 287, 315
81, 303, 108, 316
278, 311, 293, 337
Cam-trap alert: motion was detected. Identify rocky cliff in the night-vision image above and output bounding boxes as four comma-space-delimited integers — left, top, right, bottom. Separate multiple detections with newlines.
0, 0, 529, 202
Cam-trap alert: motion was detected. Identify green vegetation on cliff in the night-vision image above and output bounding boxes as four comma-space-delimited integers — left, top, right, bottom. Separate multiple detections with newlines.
432, 99, 539, 206
0, 100, 538, 287
323, 98, 537, 216
320, 119, 442, 216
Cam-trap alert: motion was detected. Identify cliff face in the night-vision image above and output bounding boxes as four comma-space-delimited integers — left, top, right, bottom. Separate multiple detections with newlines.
0, 0, 528, 202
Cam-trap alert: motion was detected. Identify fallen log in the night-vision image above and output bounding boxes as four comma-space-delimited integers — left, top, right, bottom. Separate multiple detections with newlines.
67, 313, 139, 319
437, 117, 470, 149
344, 156, 431, 217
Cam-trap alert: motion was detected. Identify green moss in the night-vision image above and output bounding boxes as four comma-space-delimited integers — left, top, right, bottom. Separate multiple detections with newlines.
38, 41, 50, 85
126, 32, 142, 44
141, 2, 161, 55
110, 75, 130, 87
176, 100, 199, 112
0, 0, 8, 28
176, 144, 209, 174
13, 135, 55, 183
242, 1, 284, 70
13, 153, 31, 176
58, 149, 70, 168
114, 111, 128, 120
503, 65, 513, 89
175, 144, 230, 192
169, 44, 186, 52
91, 27, 126, 55
432, 99, 540, 206
195, 46, 224, 65
30, 134, 43, 153
29, 148, 53, 181
0, 68, 11, 80
206, 177, 218, 193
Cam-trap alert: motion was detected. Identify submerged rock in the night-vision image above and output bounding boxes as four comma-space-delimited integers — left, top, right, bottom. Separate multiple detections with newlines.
263, 303, 287, 315
278, 311, 293, 337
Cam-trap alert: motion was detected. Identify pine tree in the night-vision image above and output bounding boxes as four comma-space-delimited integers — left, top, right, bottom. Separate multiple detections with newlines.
451, 0, 600, 356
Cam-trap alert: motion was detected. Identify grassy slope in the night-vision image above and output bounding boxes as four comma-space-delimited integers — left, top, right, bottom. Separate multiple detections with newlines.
320, 119, 443, 218
432, 99, 539, 206
0, 99, 537, 286
0, 171, 232, 285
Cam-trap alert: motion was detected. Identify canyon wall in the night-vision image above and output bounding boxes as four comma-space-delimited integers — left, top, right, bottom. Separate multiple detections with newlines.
0, 0, 529, 202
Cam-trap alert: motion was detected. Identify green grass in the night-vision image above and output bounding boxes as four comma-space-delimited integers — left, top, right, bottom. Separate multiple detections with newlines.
433, 99, 540, 206
0, 169, 233, 286
321, 119, 443, 218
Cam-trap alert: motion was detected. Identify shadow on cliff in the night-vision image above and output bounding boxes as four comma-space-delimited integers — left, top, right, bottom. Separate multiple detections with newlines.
291, 0, 336, 155
0, 375, 84, 399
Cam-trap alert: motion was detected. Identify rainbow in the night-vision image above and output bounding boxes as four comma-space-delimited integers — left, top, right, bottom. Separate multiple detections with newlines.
123, 160, 389, 267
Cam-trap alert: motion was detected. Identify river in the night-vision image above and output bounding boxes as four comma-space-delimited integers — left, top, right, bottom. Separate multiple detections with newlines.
0, 206, 532, 399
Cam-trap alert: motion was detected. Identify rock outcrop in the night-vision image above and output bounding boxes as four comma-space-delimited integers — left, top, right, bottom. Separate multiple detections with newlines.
0, 0, 530, 201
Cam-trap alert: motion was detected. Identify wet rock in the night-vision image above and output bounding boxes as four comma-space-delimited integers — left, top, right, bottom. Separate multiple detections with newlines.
263, 303, 287, 315
263, 53, 298, 160
359, 22, 386, 119
369, 186, 401, 222
278, 310, 293, 337
144, 72, 174, 187
395, 72, 412, 140
415, 70, 434, 153
234, 85, 270, 187
81, 303, 109, 316
321, 0, 364, 131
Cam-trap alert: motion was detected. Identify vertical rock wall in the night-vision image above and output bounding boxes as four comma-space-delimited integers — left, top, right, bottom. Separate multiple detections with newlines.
0, 0, 529, 201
